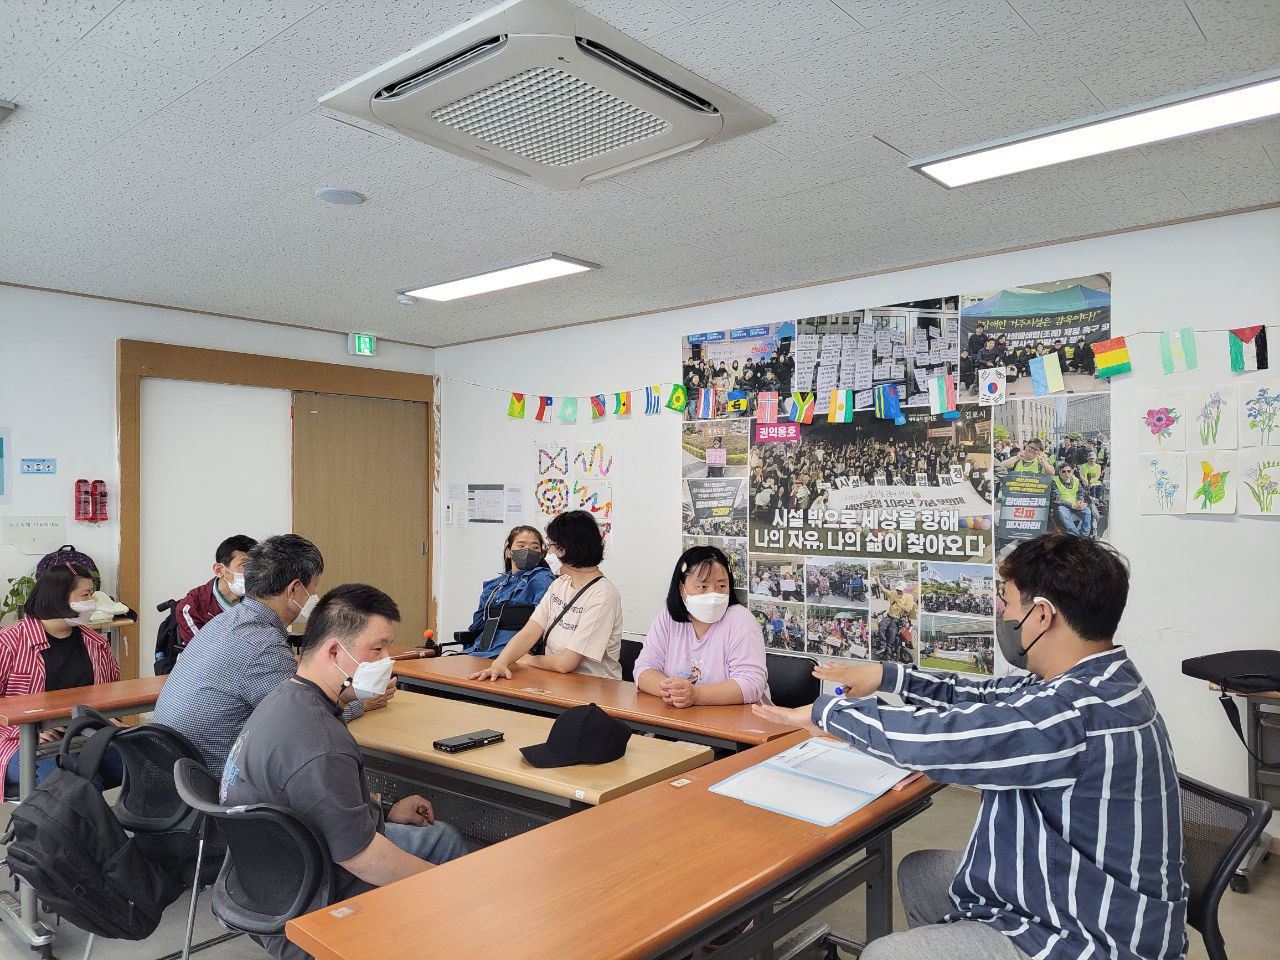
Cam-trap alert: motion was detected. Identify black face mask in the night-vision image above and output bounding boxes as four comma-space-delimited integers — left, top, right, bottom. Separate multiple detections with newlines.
996, 601, 1052, 672
510, 548, 543, 572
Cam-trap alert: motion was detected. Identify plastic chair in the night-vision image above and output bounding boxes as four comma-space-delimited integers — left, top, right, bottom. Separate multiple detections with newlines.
173, 758, 331, 942
1179, 773, 1272, 960
620, 638, 643, 683
766, 652, 820, 708
436, 603, 538, 655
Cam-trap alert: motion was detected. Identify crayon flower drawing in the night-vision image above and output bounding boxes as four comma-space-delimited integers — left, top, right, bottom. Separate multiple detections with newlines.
1243, 459, 1279, 514
1149, 459, 1181, 512
1143, 406, 1180, 447
1243, 386, 1279, 446
1192, 459, 1230, 511
1195, 391, 1226, 446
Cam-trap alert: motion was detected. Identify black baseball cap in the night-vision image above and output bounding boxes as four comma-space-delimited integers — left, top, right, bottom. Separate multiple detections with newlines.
520, 703, 631, 768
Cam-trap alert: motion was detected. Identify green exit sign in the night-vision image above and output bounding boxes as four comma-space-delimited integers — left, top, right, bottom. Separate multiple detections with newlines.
347, 333, 377, 357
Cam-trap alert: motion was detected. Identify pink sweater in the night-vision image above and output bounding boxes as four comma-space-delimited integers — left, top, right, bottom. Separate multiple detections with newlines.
634, 604, 771, 704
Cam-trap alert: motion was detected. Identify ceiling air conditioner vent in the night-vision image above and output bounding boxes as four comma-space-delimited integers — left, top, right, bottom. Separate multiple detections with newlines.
319, 0, 772, 189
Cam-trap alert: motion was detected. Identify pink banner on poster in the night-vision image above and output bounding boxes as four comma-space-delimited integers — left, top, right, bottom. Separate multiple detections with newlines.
755, 422, 801, 443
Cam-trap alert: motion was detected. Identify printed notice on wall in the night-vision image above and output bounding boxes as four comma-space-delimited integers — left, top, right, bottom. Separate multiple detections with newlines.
2, 516, 66, 554
467, 484, 505, 523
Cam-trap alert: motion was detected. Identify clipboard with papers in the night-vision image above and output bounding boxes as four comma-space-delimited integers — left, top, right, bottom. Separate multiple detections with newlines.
709, 737, 911, 827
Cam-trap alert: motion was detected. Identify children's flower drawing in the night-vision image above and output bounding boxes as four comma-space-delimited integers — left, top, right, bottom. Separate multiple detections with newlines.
1195, 391, 1226, 446
1244, 460, 1279, 513
1192, 459, 1229, 510
1149, 459, 1181, 512
1243, 387, 1278, 445
1144, 406, 1180, 446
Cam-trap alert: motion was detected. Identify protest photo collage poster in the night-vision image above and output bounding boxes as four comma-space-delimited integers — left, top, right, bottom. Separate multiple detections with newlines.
679, 275, 1113, 678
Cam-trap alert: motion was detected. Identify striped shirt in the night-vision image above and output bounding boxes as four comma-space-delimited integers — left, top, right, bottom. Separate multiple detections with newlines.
153, 598, 362, 776
0, 617, 119, 773
812, 648, 1187, 960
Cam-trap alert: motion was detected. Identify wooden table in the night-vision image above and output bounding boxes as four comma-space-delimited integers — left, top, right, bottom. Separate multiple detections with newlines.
288, 731, 942, 960
0, 674, 166, 959
395, 655, 801, 754
350, 691, 713, 812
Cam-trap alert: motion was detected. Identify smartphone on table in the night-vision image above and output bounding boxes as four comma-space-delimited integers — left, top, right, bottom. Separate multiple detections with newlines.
433, 729, 504, 753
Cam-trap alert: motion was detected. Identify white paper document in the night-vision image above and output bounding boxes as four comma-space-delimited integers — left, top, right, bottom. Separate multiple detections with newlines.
710, 737, 908, 826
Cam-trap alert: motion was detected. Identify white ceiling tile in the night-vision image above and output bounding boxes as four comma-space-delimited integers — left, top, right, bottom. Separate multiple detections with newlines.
0, 108, 116, 200
17, 39, 200, 133
715, 66, 823, 119
829, 1, 937, 29
83, 0, 328, 78
574, 0, 690, 39
0, 0, 114, 100
1032, 0, 1206, 75
1185, 0, 1280, 46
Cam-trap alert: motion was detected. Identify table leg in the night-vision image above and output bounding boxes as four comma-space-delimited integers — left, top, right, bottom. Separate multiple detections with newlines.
18, 722, 38, 927
865, 831, 893, 942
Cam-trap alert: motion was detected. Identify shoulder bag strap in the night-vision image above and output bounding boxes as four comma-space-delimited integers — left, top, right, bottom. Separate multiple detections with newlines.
533, 576, 604, 655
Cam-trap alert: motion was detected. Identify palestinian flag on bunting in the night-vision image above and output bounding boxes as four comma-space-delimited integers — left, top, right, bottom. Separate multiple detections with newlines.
589, 395, 607, 420
666, 384, 688, 412
644, 386, 662, 415
726, 390, 749, 413
926, 375, 958, 418
1229, 326, 1269, 371
507, 392, 526, 418
534, 396, 554, 421
1091, 336, 1132, 378
1159, 327, 1198, 374
873, 384, 905, 425
827, 389, 854, 423
756, 391, 779, 423
559, 397, 578, 423
790, 391, 815, 424
696, 388, 715, 419
613, 391, 631, 415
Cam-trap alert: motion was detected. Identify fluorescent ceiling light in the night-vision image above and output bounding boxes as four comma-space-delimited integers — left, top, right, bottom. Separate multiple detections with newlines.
402, 254, 598, 302
911, 70, 1280, 188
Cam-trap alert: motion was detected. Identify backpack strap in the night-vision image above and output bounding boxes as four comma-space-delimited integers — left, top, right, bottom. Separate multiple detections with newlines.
1217, 694, 1280, 771
58, 715, 123, 782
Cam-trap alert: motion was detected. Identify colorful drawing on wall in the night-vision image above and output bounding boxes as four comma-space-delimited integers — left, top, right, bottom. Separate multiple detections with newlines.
1186, 453, 1236, 514
1138, 390, 1186, 452
534, 478, 569, 516
537, 441, 570, 477
572, 480, 612, 519
573, 441, 613, 479
1239, 449, 1280, 516
1239, 382, 1280, 447
1187, 385, 1238, 451
1140, 454, 1186, 514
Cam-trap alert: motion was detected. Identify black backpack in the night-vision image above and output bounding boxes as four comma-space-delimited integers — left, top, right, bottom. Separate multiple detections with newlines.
153, 599, 181, 676
2, 719, 183, 939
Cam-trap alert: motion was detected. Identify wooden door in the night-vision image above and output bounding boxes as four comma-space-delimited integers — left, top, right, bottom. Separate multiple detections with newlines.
292, 393, 431, 649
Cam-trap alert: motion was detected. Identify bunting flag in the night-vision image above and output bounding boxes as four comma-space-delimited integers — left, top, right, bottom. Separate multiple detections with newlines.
977, 368, 1006, 406
1091, 336, 1132, 378
1159, 327, 1198, 375
589, 394, 607, 420
613, 391, 631, 416
558, 396, 578, 423
1229, 326, 1269, 371
1029, 352, 1065, 396
696, 388, 715, 419
644, 385, 662, 415
666, 383, 688, 412
927, 374, 959, 418
756, 391, 779, 423
873, 384, 905, 425
790, 391, 815, 424
507, 392, 526, 418
827, 389, 854, 423
534, 396, 554, 422
726, 389, 749, 413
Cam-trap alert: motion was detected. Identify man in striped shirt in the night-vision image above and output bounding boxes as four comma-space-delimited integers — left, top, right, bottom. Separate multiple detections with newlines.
754, 533, 1186, 960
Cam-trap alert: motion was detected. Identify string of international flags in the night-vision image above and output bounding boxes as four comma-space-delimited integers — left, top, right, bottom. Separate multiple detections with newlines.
500, 325, 1269, 423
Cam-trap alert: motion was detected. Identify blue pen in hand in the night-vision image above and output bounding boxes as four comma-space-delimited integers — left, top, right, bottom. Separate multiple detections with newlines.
833, 685, 845, 696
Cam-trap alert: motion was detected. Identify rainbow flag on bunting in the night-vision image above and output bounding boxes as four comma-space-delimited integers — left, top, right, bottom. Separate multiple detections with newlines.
827, 389, 854, 423
873, 384, 905, 425
696, 388, 715, 419
726, 390, 749, 413
1091, 336, 1132, 378
756, 391, 779, 423
589, 395, 606, 420
559, 397, 578, 423
790, 391, 815, 424
507, 392, 526, 418
534, 396, 554, 422
926, 374, 958, 418
666, 384, 688, 412
644, 386, 662, 415
613, 391, 631, 416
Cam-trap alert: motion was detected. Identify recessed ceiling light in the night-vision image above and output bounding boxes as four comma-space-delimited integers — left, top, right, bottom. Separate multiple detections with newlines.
910, 69, 1280, 188
314, 187, 366, 205
401, 254, 599, 302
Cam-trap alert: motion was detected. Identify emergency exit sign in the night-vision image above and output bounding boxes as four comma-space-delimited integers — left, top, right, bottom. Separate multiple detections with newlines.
347, 333, 377, 357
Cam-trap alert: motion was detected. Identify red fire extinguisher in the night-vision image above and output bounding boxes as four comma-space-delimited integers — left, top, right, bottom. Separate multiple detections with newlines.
91, 480, 109, 522
75, 479, 93, 521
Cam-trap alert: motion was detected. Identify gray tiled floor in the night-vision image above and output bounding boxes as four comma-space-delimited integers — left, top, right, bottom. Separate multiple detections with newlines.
0, 787, 1275, 959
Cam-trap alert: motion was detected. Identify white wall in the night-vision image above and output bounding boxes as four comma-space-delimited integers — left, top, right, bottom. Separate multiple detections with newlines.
138, 379, 293, 669
436, 207, 1280, 812
0, 285, 436, 609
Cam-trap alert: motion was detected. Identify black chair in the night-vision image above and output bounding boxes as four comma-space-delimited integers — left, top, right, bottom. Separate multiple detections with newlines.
1179, 773, 1273, 960
173, 758, 331, 945
766, 652, 820, 708
620, 638, 643, 683
435, 603, 538, 655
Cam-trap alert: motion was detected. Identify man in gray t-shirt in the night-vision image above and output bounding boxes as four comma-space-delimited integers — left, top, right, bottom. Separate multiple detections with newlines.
222, 584, 467, 959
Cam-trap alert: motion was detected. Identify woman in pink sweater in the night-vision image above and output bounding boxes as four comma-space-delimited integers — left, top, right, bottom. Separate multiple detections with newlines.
634, 546, 770, 708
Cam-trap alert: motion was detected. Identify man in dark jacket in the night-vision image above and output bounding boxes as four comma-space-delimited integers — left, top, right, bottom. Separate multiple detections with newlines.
175, 535, 257, 646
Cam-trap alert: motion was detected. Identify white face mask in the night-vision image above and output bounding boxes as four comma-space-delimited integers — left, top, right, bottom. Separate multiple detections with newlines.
225, 572, 246, 597
66, 599, 98, 625
339, 645, 394, 699
291, 585, 319, 624
684, 592, 730, 625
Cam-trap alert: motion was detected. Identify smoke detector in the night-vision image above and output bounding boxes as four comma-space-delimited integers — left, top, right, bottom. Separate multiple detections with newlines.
318, 0, 772, 189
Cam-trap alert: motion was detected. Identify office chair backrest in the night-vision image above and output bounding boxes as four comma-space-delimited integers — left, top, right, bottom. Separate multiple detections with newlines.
1179, 773, 1272, 960
620, 638, 643, 683
173, 758, 330, 935
766, 652, 820, 708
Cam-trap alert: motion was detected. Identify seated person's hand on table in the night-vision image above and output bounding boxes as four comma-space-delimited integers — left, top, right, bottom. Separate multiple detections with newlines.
812, 662, 883, 698
659, 675, 697, 708
388, 794, 435, 826
38, 726, 66, 744
469, 664, 512, 681
361, 676, 397, 712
